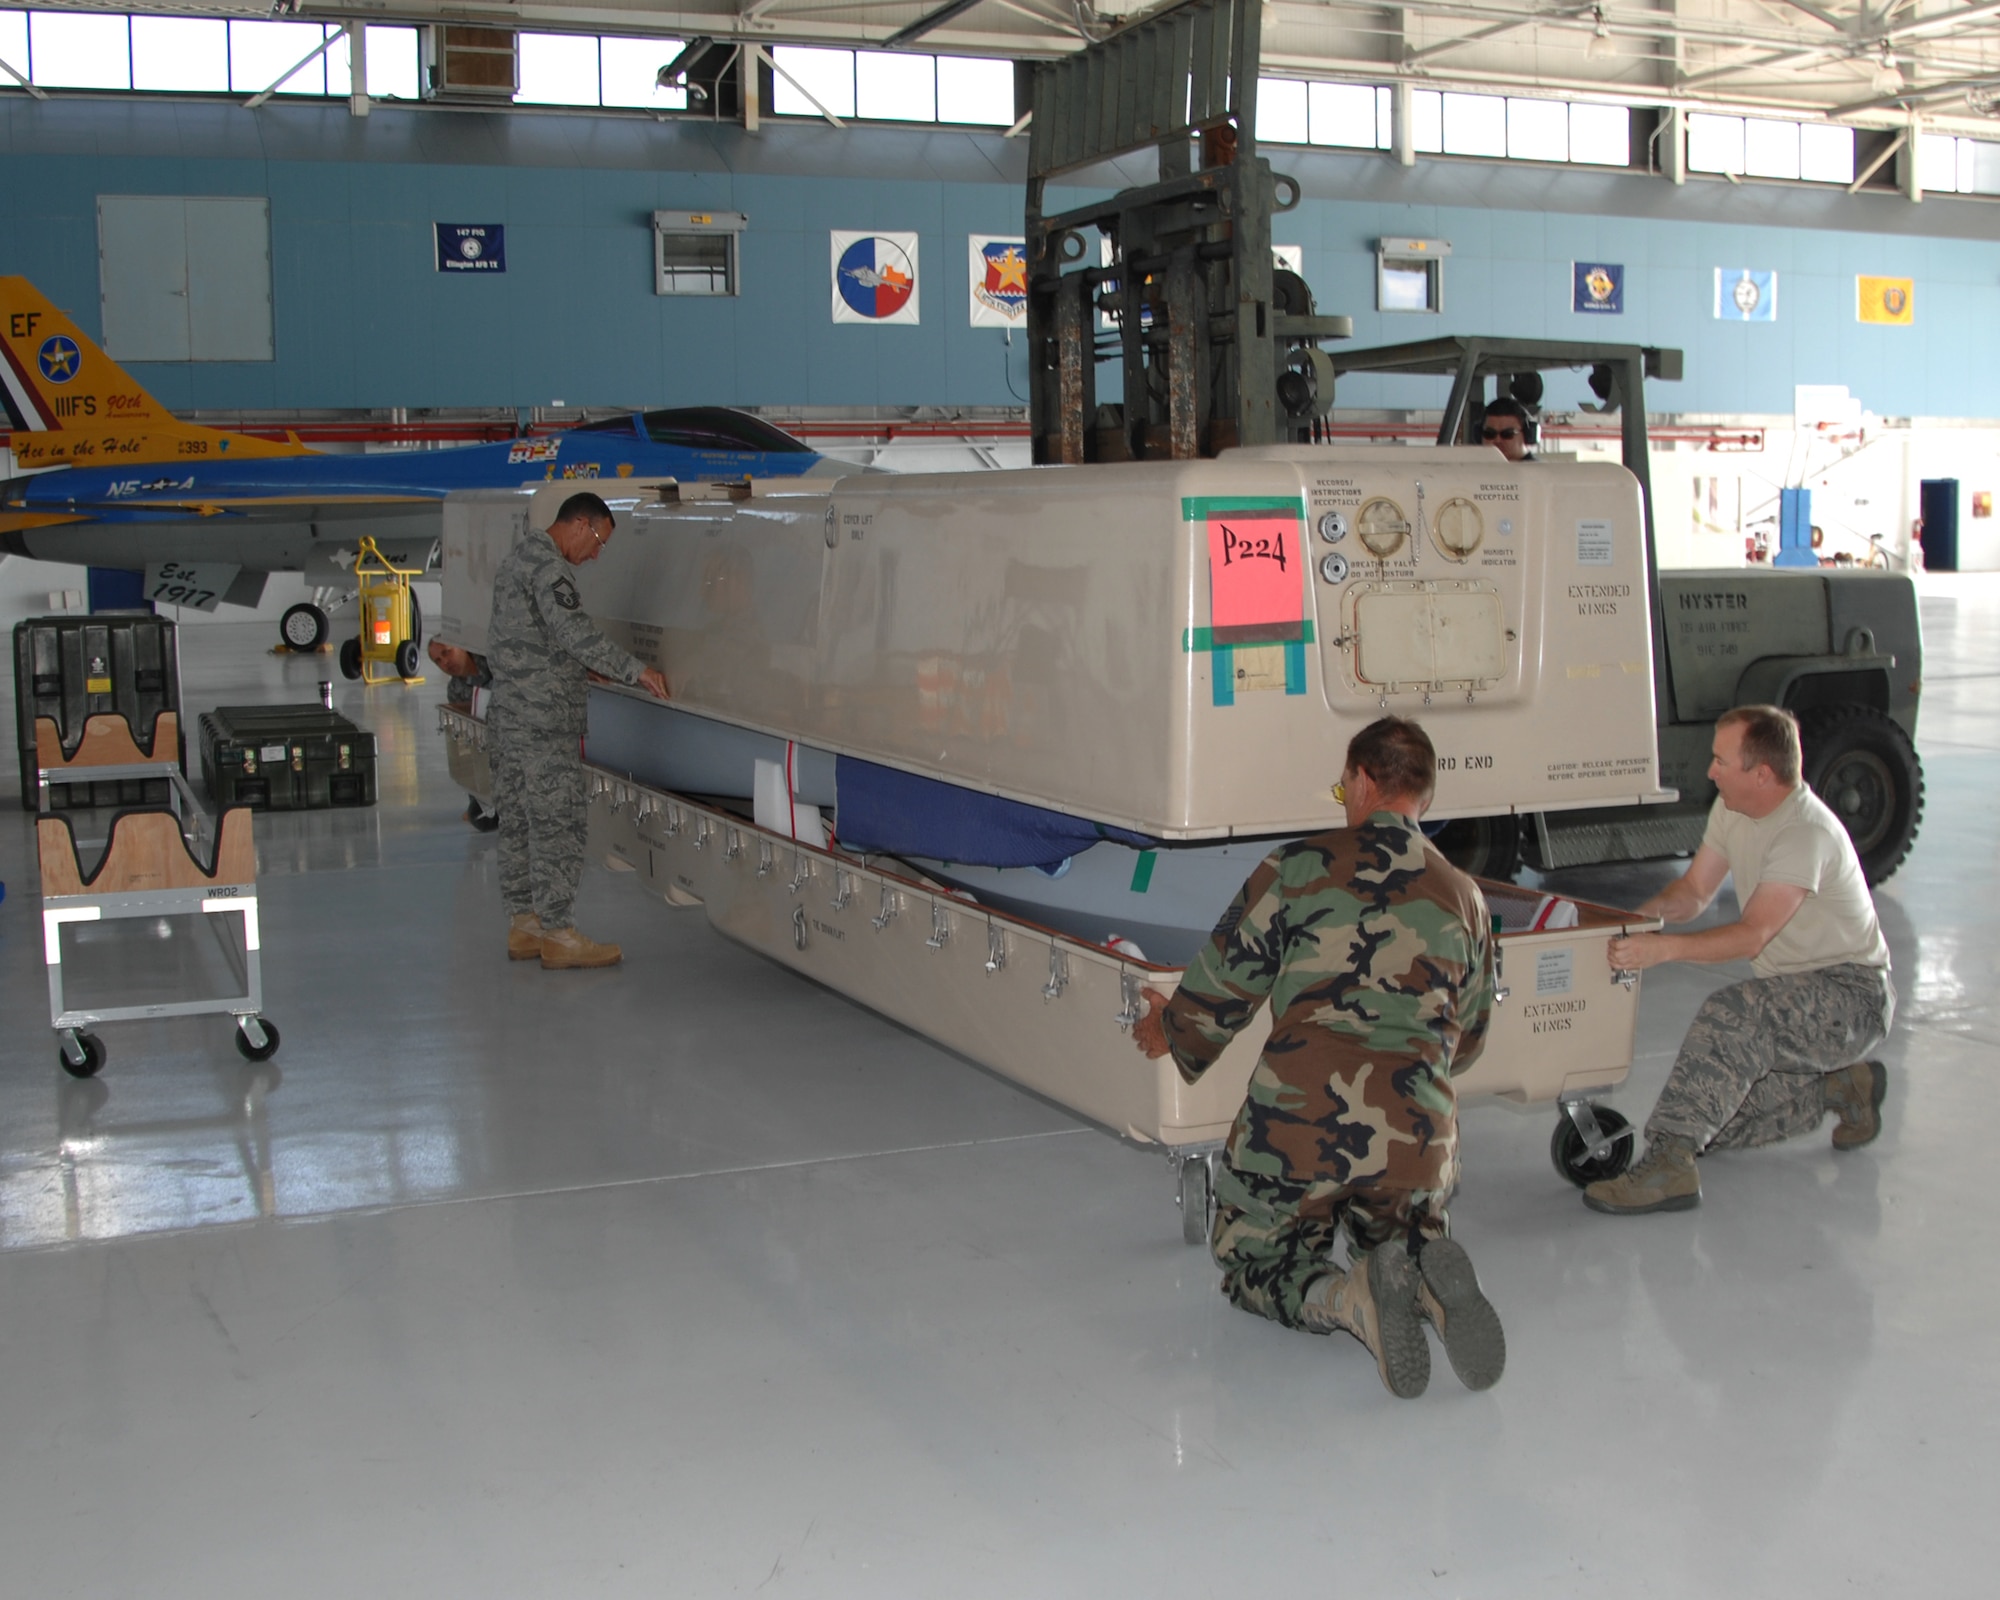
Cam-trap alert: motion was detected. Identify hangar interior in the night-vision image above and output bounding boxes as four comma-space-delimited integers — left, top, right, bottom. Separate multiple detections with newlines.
1, 0, 1997, 1592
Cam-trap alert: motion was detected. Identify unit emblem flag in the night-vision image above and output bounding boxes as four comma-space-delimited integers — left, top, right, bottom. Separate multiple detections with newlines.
1857, 276, 1914, 325
1573, 262, 1624, 315
1715, 269, 1777, 322
969, 235, 1029, 327
832, 232, 920, 324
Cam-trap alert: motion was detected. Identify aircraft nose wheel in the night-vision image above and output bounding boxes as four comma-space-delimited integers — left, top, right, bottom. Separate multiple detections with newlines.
279, 602, 330, 652
1551, 1100, 1634, 1186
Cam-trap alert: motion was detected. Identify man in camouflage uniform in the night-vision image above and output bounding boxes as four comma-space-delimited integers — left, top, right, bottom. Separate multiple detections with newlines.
487, 491, 668, 969
1585, 705, 1895, 1215
1135, 717, 1501, 1399
428, 638, 499, 831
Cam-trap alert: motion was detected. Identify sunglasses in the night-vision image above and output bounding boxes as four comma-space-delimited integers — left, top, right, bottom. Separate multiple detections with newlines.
1481, 427, 1522, 441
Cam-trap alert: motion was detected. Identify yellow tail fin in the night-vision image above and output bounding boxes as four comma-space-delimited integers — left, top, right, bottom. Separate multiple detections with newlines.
0, 276, 174, 432
0, 277, 310, 468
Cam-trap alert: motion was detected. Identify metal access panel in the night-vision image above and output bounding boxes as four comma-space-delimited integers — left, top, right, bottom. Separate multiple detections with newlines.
98, 196, 273, 363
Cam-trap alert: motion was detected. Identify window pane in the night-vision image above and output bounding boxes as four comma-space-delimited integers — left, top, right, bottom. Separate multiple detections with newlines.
131, 17, 228, 94
1687, 112, 1745, 174
366, 25, 420, 100
326, 27, 349, 97
856, 50, 934, 121
1917, 131, 1959, 192
1799, 122, 1854, 184
1569, 102, 1630, 166
601, 36, 686, 108
30, 12, 130, 90
1257, 78, 1307, 145
1958, 136, 1977, 195
1507, 97, 1567, 162
936, 56, 1014, 125
1309, 81, 1378, 148
516, 32, 599, 105
1744, 118, 1800, 180
1969, 140, 2000, 196
229, 20, 330, 96
1411, 89, 1442, 153
0, 12, 25, 78
1442, 92, 1505, 157
1376, 86, 1394, 149
772, 46, 854, 118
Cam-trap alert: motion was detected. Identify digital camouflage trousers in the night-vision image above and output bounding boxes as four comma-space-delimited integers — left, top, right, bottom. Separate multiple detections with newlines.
1209, 1156, 1451, 1332
490, 714, 588, 931
1645, 962, 1896, 1152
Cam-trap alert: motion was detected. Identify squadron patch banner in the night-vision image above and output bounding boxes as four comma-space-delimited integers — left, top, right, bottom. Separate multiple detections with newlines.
1857, 276, 1914, 325
832, 232, 920, 325
1572, 262, 1623, 315
1715, 268, 1777, 322
968, 236, 1028, 327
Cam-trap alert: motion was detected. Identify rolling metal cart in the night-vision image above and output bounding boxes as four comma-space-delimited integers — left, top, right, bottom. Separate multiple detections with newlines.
37, 761, 278, 1079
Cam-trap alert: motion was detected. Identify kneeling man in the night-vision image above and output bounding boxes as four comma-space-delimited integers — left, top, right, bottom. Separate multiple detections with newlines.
1135, 717, 1500, 1399
1587, 705, 1895, 1215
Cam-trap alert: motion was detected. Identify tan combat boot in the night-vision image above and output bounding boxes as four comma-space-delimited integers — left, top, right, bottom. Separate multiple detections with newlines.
539, 926, 623, 969
1824, 1060, 1888, 1150
1414, 1238, 1506, 1392
1299, 1246, 1430, 1399
507, 913, 543, 961
1582, 1135, 1700, 1215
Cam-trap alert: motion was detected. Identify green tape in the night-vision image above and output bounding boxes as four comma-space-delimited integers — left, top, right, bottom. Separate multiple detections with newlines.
1130, 850, 1157, 893
1182, 496, 1306, 520
1184, 621, 1316, 651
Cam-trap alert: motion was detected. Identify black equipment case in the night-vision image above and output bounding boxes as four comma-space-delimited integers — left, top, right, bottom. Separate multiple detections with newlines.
198, 705, 377, 810
14, 613, 182, 810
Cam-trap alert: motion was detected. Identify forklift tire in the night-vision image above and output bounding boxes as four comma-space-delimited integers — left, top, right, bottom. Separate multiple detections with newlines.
279, 603, 329, 652
1799, 706, 1923, 885
338, 637, 363, 680
1432, 815, 1523, 882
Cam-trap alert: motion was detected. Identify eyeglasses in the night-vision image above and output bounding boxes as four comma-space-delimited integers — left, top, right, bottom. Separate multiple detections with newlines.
1481, 427, 1521, 441
589, 524, 610, 546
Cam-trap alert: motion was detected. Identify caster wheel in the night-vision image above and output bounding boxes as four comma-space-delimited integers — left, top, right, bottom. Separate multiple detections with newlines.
1177, 1155, 1213, 1246
59, 1031, 106, 1079
1550, 1103, 1633, 1187
235, 1018, 281, 1062
395, 639, 422, 679
279, 602, 329, 652
338, 638, 363, 680
466, 796, 500, 833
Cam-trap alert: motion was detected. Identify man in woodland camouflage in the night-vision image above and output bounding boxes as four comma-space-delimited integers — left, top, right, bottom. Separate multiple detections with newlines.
1135, 717, 1502, 1399
487, 491, 668, 969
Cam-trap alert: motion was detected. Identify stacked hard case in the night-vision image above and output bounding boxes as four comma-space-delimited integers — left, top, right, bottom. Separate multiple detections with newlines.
198, 705, 377, 810
13, 613, 181, 810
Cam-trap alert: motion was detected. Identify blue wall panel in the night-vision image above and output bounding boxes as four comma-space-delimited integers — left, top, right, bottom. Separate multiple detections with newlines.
3, 111, 1997, 419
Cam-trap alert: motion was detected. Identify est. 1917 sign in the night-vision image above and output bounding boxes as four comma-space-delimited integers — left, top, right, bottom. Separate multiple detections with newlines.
436, 224, 506, 273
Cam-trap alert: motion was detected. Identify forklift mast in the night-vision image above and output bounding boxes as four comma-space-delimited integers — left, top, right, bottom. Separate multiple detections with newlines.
1024, 0, 1350, 465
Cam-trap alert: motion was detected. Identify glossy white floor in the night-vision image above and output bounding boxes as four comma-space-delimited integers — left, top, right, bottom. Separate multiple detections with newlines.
0, 582, 1992, 1599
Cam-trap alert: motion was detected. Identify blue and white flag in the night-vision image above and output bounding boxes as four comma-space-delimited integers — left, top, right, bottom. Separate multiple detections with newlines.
1715, 268, 1777, 322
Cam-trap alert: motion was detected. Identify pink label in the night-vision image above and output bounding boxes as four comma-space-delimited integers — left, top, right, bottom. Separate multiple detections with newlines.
1208, 511, 1303, 637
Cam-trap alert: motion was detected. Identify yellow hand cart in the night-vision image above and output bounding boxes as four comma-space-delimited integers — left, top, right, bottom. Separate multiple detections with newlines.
338, 535, 427, 686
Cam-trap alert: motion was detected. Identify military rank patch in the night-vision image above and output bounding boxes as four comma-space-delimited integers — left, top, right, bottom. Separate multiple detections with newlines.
551, 576, 581, 611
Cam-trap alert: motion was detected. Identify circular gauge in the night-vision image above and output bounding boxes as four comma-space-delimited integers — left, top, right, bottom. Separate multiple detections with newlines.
1430, 497, 1485, 562
1317, 510, 1348, 544
1318, 551, 1350, 584
1355, 497, 1410, 558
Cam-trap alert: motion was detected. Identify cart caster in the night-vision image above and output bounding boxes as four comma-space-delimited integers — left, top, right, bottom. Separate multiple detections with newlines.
1175, 1152, 1214, 1247
58, 1029, 105, 1079
466, 796, 500, 833
395, 640, 422, 679
1550, 1101, 1634, 1187
235, 1017, 281, 1062
338, 638, 362, 680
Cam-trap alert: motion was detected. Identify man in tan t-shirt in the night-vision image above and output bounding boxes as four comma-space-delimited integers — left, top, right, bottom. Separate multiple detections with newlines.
1582, 704, 1896, 1214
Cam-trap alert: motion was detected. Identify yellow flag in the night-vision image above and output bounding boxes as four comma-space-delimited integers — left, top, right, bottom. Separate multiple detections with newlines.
1857, 276, 1915, 325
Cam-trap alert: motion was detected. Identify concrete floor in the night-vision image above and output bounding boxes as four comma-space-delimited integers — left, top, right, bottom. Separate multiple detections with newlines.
0, 582, 1993, 1597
